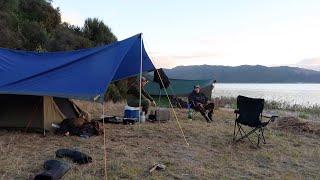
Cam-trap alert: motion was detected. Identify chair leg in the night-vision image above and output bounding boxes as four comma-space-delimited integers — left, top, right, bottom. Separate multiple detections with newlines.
255, 128, 266, 146
238, 125, 244, 137
233, 121, 237, 141
233, 122, 242, 141
261, 128, 266, 144
233, 123, 267, 147
235, 125, 260, 146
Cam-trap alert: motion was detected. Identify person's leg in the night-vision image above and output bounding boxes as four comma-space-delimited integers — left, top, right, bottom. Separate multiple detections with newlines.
127, 96, 150, 114
141, 99, 151, 114
194, 104, 211, 122
193, 104, 205, 114
204, 102, 215, 121
127, 96, 140, 107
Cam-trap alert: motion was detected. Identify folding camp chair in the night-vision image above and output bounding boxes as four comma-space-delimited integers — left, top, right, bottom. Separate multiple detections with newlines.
233, 95, 278, 147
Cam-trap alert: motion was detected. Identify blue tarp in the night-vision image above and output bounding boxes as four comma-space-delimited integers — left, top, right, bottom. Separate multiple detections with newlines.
0, 34, 155, 102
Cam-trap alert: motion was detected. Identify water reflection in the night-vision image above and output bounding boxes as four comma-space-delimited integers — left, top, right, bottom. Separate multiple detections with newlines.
213, 83, 320, 106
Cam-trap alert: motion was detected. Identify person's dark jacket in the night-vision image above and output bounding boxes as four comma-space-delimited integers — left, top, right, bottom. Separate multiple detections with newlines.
127, 83, 154, 102
188, 91, 208, 105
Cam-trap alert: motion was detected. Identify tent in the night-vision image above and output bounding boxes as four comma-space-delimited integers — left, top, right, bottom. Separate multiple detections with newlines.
145, 77, 215, 99
0, 34, 155, 130
0, 94, 85, 130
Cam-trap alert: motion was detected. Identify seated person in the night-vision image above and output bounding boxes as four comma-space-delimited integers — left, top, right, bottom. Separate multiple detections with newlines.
188, 85, 214, 122
126, 76, 156, 115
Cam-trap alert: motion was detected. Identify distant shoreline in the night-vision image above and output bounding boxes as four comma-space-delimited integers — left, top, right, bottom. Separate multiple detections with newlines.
214, 82, 320, 84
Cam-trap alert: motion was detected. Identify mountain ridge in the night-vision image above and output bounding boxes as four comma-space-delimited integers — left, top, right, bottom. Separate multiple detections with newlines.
163, 65, 320, 83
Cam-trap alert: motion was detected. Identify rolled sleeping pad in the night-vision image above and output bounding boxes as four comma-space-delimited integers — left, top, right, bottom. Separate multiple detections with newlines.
34, 159, 71, 180
56, 149, 92, 164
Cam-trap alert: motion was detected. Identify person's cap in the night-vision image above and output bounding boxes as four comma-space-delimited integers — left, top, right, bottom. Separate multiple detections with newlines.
194, 85, 201, 89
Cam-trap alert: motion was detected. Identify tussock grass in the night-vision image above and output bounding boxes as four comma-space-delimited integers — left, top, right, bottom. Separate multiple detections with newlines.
0, 102, 319, 179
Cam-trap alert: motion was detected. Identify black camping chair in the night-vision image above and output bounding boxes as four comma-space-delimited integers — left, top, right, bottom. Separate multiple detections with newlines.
233, 95, 278, 146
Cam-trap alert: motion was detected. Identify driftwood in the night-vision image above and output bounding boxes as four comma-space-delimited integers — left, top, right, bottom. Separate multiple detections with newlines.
34, 160, 70, 180
149, 163, 166, 173
56, 149, 92, 164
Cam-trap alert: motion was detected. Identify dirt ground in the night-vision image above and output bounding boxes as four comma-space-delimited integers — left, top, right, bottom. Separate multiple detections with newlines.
0, 102, 320, 179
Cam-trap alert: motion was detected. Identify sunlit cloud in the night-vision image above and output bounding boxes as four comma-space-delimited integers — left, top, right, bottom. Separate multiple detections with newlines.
295, 57, 320, 71
150, 52, 222, 68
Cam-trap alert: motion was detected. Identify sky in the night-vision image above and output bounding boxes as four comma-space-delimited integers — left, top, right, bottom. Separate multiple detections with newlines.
52, 0, 320, 70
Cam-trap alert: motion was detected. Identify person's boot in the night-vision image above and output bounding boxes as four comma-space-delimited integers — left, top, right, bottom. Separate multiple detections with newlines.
204, 110, 211, 123
208, 111, 213, 122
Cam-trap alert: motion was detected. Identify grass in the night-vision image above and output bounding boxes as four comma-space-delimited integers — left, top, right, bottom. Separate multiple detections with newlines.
298, 112, 309, 119
0, 102, 320, 179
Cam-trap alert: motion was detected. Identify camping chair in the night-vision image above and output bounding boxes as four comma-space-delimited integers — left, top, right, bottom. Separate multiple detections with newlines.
233, 95, 278, 147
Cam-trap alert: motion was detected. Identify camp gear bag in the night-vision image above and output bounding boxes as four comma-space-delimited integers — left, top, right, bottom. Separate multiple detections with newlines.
155, 108, 170, 122
34, 160, 71, 180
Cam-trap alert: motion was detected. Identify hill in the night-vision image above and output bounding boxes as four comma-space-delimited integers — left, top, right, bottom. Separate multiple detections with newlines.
164, 65, 320, 83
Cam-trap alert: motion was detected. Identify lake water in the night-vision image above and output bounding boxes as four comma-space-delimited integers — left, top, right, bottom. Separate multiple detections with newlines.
212, 83, 320, 106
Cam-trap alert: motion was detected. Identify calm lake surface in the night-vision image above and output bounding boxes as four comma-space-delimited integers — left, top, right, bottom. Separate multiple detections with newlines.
213, 83, 320, 106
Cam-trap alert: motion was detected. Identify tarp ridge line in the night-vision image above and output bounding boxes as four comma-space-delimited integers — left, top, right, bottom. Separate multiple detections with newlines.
98, 35, 141, 102
0, 38, 136, 89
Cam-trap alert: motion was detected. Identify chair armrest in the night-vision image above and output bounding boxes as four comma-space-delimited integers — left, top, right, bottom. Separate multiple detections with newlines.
234, 109, 240, 114
262, 114, 278, 122
262, 114, 278, 118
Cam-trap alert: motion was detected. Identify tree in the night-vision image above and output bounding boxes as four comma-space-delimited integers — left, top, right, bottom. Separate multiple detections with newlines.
0, 27, 23, 49
21, 21, 48, 50
0, 0, 19, 12
46, 24, 92, 51
83, 18, 117, 46
18, 0, 61, 31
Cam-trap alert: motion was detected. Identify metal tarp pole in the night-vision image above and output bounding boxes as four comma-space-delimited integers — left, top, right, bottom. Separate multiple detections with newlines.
139, 34, 143, 123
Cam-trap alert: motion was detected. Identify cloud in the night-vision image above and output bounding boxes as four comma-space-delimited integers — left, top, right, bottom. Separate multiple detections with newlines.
157, 52, 220, 60
297, 57, 320, 65
150, 52, 222, 68
60, 11, 85, 27
295, 57, 320, 71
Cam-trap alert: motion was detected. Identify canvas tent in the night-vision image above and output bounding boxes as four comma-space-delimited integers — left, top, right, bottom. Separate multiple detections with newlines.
0, 34, 155, 130
0, 95, 84, 130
